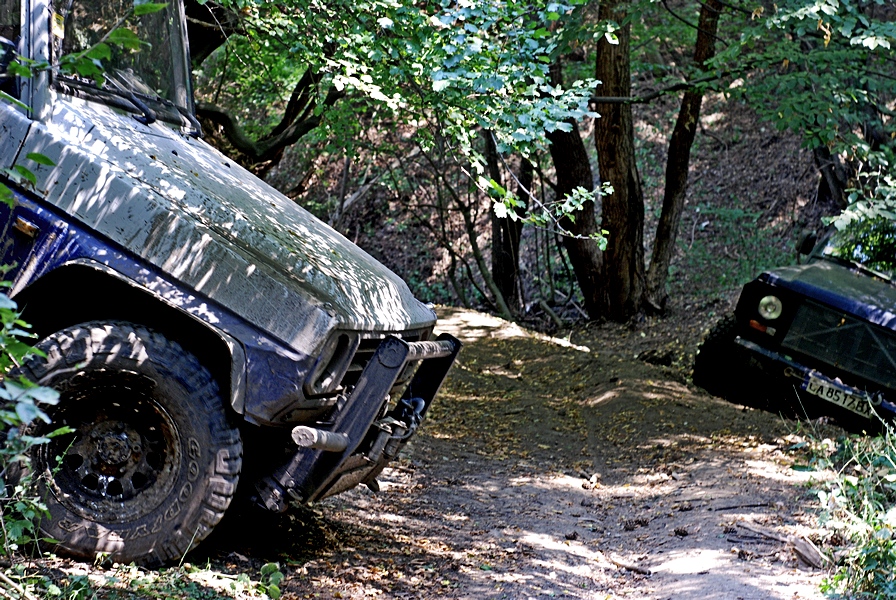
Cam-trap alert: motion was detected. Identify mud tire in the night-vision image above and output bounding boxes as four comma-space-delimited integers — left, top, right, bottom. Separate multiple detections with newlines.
17, 321, 242, 566
693, 316, 793, 414
692, 315, 740, 398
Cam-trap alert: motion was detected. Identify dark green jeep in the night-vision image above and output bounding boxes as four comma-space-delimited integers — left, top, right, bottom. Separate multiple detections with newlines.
694, 218, 896, 429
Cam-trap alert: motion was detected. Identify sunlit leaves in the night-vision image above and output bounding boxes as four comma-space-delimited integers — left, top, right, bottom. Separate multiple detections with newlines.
106, 28, 146, 51
482, 177, 610, 246
719, 0, 896, 225
133, 2, 168, 16
25, 153, 55, 167
208, 0, 597, 158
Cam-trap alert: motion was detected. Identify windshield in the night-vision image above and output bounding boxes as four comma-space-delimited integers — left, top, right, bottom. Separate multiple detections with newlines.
818, 217, 896, 282
51, 0, 194, 125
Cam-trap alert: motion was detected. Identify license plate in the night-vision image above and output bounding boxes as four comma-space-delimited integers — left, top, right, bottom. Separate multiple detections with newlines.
802, 375, 876, 418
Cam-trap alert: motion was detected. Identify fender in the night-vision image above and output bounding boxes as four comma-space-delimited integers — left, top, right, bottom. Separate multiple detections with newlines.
26, 259, 249, 414
1, 185, 248, 413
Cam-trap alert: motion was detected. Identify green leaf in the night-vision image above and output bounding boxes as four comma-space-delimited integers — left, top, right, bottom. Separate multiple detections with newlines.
791, 464, 817, 472
25, 152, 55, 167
107, 28, 145, 51
7, 61, 31, 78
73, 58, 103, 79
0, 89, 31, 112
12, 165, 37, 186
15, 401, 43, 425
26, 386, 60, 405
86, 43, 111, 61
133, 2, 168, 16
0, 184, 13, 209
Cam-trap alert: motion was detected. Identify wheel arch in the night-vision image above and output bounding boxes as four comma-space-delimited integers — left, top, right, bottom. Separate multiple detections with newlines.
13, 260, 246, 415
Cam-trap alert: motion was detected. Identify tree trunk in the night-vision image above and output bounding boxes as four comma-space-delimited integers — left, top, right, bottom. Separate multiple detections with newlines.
485, 132, 526, 311
594, 0, 645, 321
547, 63, 605, 320
813, 146, 849, 208
644, 0, 723, 312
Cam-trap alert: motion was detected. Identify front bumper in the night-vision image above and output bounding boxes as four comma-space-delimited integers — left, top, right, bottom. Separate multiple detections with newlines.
256, 333, 461, 511
735, 337, 896, 422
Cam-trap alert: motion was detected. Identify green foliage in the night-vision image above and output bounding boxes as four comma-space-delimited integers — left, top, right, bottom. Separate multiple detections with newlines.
258, 562, 284, 599
198, 0, 598, 206
0, 154, 55, 210
2, 3, 160, 90
49, 562, 287, 599
830, 148, 896, 229
806, 425, 896, 597
490, 181, 610, 248
715, 0, 896, 222
820, 216, 896, 279
672, 203, 794, 298
0, 292, 61, 557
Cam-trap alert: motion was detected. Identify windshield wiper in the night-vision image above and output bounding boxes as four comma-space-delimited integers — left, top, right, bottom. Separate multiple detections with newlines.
58, 75, 200, 136
105, 74, 156, 125
148, 93, 202, 137
821, 254, 896, 285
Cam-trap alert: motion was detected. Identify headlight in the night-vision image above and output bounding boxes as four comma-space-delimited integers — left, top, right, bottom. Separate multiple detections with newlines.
758, 295, 783, 320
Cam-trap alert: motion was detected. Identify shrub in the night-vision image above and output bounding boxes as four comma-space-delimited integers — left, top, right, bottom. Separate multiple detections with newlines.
0, 291, 62, 556
814, 425, 896, 597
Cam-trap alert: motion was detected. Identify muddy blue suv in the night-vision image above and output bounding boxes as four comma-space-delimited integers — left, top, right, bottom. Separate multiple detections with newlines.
0, 0, 459, 566
695, 217, 896, 429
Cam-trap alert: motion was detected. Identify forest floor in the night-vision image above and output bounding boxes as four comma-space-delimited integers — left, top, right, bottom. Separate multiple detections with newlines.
187, 306, 839, 600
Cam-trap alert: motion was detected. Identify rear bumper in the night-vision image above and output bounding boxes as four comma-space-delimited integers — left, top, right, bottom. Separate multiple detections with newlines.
735, 337, 896, 422
256, 333, 461, 511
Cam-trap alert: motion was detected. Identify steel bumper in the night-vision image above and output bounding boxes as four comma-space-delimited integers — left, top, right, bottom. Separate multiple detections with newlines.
256, 333, 461, 512
734, 337, 896, 422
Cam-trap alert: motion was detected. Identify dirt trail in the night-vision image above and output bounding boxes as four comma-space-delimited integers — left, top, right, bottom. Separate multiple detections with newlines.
213, 307, 829, 600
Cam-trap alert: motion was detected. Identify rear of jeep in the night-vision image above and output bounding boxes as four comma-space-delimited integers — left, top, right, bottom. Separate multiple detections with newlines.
0, 0, 458, 565
694, 218, 896, 430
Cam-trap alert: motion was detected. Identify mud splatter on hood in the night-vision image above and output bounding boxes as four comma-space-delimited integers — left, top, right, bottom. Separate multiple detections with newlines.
21, 96, 435, 349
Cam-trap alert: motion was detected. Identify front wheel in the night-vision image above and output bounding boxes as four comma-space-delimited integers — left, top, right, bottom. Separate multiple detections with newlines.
693, 315, 740, 398
17, 321, 242, 565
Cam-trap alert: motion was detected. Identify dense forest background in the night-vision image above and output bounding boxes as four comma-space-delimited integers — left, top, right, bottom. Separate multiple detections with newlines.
185, 0, 895, 328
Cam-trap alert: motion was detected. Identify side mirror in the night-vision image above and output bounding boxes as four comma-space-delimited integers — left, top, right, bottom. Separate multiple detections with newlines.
0, 36, 14, 76
796, 230, 817, 256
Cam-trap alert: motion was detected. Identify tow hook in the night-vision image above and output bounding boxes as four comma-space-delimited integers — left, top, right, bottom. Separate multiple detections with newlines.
393, 397, 425, 440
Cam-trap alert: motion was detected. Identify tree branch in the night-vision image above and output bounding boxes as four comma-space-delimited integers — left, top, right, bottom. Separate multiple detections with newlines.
196, 78, 344, 163
591, 65, 745, 105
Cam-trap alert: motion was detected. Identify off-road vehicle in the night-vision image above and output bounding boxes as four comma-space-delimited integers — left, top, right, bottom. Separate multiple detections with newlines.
0, 0, 459, 565
694, 217, 896, 430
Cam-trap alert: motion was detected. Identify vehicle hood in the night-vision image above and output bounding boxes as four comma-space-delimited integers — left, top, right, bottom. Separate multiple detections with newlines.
761, 260, 896, 329
18, 96, 436, 349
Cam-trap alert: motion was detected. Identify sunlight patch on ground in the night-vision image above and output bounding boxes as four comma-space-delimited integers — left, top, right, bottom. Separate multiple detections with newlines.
651, 548, 727, 574
520, 531, 605, 563
435, 306, 590, 352
359, 509, 407, 524
744, 458, 823, 484
586, 389, 620, 405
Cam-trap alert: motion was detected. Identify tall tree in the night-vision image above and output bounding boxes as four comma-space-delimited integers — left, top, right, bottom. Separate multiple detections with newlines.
593, 0, 645, 321
546, 61, 606, 318
485, 132, 526, 310
644, 0, 723, 312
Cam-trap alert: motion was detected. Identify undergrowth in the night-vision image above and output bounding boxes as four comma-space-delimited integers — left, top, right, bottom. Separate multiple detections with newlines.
671, 203, 794, 300
796, 422, 896, 597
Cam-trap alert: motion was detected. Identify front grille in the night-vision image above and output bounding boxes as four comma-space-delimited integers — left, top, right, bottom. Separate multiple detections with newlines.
340, 329, 428, 391
782, 300, 896, 390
